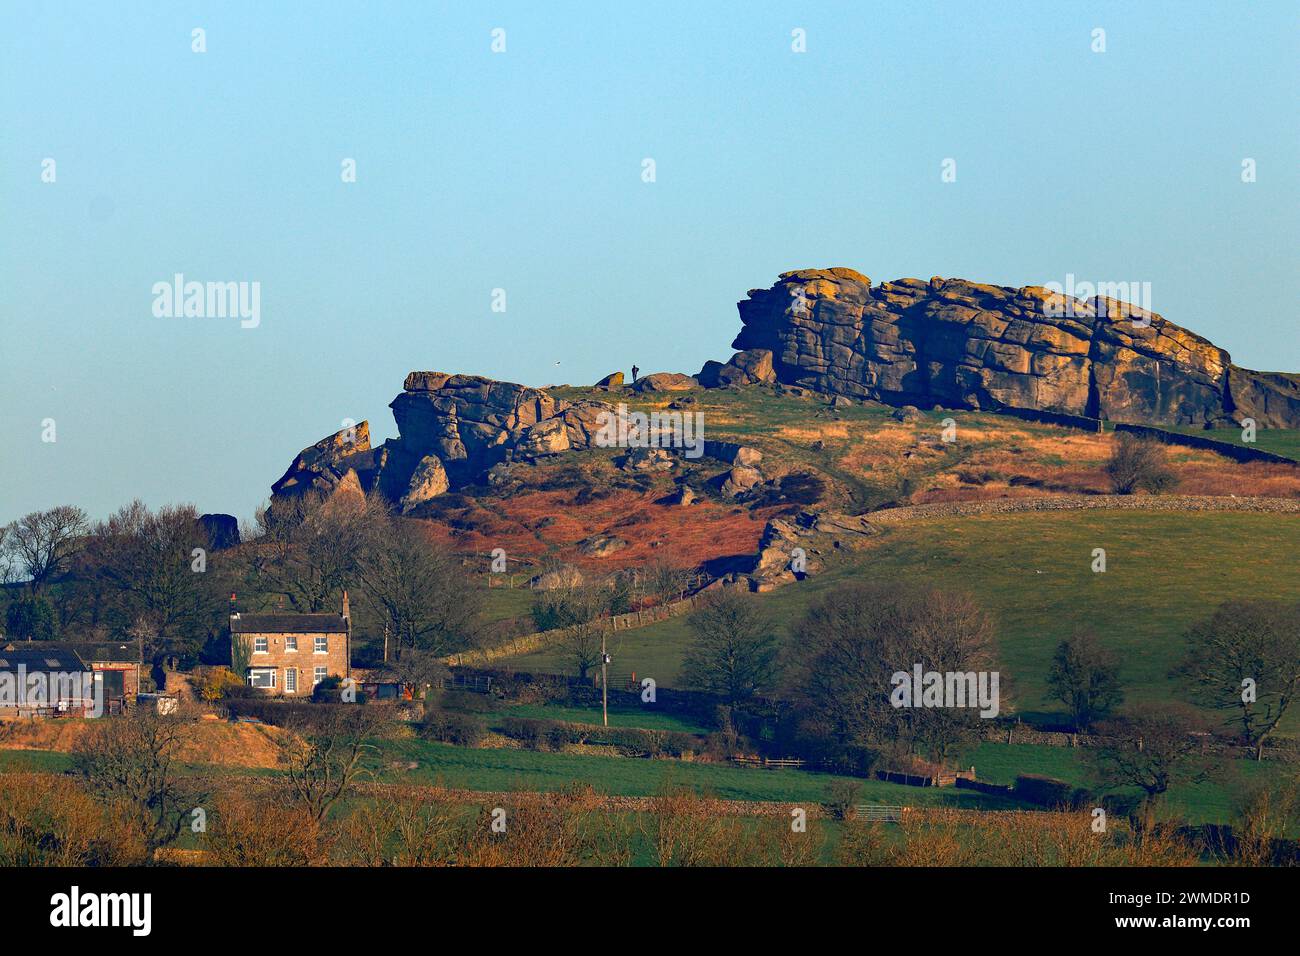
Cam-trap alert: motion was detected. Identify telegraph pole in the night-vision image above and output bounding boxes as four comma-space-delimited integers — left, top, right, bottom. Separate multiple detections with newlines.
601, 627, 609, 727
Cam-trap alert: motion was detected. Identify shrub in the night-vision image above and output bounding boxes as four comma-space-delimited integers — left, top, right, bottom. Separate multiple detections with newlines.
421, 711, 488, 748
825, 779, 863, 820
1106, 434, 1178, 494
191, 667, 246, 703
1012, 774, 1091, 810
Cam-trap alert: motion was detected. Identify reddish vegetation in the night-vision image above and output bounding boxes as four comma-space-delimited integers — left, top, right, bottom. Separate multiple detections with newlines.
414, 488, 779, 573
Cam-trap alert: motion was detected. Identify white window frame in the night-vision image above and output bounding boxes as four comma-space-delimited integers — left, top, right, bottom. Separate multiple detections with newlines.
314, 636, 328, 654
249, 668, 276, 689
284, 668, 297, 693
253, 636, 268, 654
313, 666, 328, 687
285, 635, 298, 652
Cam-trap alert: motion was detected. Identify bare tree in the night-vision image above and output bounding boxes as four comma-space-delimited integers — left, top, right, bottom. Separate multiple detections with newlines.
1089, 706, 1208, 840
1106, 434, 1178, 495
1176, 600, 1300, 758
681, 589, 779, 705
1, 506, 89, 595
534, 581, 614, 680
359, 513, 482, 661
74, 712, 199, 862
244, 491, 368, 613
1046, 631, 1124, 732
87, 500, 216, 660
791, 580, 997, 762
277, 706, 392, 822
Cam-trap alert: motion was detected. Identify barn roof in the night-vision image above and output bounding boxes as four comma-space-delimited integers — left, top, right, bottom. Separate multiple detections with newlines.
0, 647, 90, 672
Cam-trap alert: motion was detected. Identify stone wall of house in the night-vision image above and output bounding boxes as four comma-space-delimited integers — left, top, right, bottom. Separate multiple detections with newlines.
236, 631, 349, 696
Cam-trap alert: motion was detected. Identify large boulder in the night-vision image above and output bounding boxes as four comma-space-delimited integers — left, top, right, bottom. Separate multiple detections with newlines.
730, 268, 1300, 427
630, 372, 696, 392
399, 455, 450, 514
697, 348, 776, 388
577, 535, 628, 558
197, 513, 240, 550
721, 465, 763, 496
271, 421, 385, 499
595, 371, 625, 389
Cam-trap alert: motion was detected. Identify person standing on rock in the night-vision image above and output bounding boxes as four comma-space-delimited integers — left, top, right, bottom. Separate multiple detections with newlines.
631, 365, 640, 383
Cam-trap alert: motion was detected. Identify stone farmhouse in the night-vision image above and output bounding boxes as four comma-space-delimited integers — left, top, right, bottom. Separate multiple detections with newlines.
229, 593, 351, 696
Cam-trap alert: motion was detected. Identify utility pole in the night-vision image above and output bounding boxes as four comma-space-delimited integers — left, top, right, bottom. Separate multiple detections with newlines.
601, 627, 609, 728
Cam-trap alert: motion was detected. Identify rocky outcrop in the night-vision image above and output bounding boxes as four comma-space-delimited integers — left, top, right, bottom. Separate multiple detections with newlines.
271, 422, 386, 501
630, 372, 696, 392
697, 348, 776, 388
273, 373, 615, 509
722, 268, 1300, 428
197, 513, 240, 550
399, 455, 450, 514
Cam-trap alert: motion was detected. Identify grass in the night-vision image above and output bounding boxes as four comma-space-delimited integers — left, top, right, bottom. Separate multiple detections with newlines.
1168, 426, 1300, 461
367, 737, 1028, 808
0, 749, 75, 772
476, 584, 537, 624
494, 702, 711, 734
502, 510, 1300, 732
959, 741, 1298, 831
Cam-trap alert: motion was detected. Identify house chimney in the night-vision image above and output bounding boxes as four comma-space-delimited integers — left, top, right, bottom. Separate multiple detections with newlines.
342, 590, 350, 622
229, 592, 239, 620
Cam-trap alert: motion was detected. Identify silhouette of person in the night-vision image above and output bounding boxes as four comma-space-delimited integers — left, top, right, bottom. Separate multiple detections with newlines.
631, 365, 640, 382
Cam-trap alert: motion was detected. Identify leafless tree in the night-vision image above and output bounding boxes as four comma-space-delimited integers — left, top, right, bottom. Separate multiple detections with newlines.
1, 505, 90, 595
73, 712, 199, 862
277, 706, 393, 822
1089, 706, 1208, 840
1176, 600, 1300, 758
790, 580, 997, 762
1106, 434, 1178, 494
245, 491, 368, 613
87, 500, 215, 660
359, 512, 482, 661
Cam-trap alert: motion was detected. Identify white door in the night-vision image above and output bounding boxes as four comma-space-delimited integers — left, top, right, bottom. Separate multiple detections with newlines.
285, 668, 297, 694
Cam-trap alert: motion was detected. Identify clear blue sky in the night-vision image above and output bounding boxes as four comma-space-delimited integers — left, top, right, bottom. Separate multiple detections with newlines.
2, 0, 1296, 522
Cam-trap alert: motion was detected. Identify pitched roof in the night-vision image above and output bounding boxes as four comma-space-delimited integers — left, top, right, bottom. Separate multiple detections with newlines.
0, 647, 90, 672
230, 613, 348, 635
10, 642, 138, 663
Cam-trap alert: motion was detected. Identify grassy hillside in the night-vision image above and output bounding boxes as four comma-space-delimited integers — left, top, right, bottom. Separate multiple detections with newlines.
502, 509, 1300, 730
367, 737, 1026, 808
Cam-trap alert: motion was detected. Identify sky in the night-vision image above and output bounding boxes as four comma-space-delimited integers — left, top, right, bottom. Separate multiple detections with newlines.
2, 0, 1297, 523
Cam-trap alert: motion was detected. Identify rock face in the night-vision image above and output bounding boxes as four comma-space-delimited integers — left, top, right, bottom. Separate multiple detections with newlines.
723, 268, 1300, 428
272, 373, 615, 509
697, 348, 776, 388
198, 513, 240, 550
399, 455, 450, 514
630, 372, 696, 392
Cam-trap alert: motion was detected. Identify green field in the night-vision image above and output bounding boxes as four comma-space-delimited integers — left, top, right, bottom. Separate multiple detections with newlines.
503, 510, 1300, 731
1168, 426, 1300, 460
959, 742, 1295, 829
368, 737, 1026, 808
495, 702, 710, 734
